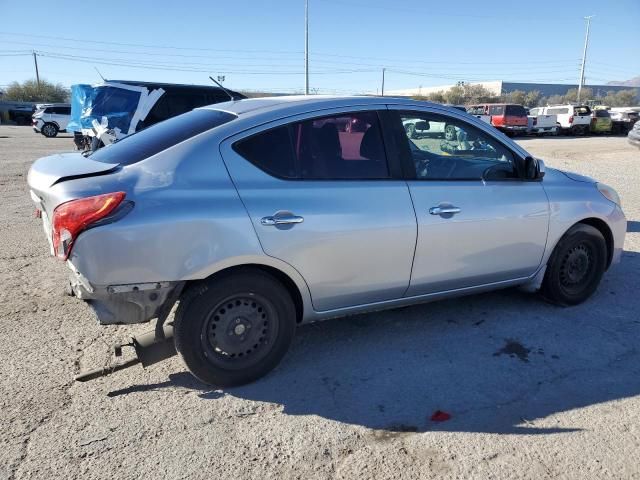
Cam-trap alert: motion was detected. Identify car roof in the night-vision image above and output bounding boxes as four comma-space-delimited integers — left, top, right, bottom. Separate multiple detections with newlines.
199, 95, 444, 118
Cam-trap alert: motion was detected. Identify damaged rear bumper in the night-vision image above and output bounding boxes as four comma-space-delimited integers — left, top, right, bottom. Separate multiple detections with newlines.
67, 262, 183, 325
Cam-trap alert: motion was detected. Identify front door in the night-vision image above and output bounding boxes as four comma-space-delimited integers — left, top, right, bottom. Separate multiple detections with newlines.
221, 108, 417, 311
390, 107, 549, 296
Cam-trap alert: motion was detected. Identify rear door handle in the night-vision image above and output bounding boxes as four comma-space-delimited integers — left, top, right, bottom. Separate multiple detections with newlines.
429, 206, 461, 216
261, 214, 305, 226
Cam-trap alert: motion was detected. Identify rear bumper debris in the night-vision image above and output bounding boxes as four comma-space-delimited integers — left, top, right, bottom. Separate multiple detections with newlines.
68, 269, 184, 325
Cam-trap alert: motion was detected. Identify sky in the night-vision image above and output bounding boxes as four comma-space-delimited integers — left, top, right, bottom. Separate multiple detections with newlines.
0, 0, 638, 94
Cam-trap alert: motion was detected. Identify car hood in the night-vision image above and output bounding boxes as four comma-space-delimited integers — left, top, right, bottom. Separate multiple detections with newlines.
541, 164, 596, 184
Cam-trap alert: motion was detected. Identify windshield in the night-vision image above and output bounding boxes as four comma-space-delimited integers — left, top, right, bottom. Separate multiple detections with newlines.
89, 109, 236, 165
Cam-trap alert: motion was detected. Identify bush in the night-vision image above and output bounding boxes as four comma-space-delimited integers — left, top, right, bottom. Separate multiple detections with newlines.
3, 79, 69, 103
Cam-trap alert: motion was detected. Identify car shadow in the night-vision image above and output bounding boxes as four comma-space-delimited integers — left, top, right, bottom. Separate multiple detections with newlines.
109, 249, 640, 435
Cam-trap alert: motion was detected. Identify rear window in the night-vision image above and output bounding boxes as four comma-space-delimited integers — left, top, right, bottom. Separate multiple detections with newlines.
89, 109, 236, 165
574, 106, 591, 116
595, 109, 610, 118
505, 105, 527, 116
546, 107, 569, 115
529, 108, 541, 116
488, 105, 504, 116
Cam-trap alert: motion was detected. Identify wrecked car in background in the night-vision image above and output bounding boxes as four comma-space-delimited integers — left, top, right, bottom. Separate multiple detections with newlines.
67, 80, 245, 151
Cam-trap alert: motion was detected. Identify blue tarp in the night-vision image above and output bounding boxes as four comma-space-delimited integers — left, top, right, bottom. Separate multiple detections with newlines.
67, 83, 142, 134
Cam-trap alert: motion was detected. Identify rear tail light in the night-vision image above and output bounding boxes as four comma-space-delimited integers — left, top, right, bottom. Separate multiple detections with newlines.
52, 192, 126, 260
568, 115, 574, 124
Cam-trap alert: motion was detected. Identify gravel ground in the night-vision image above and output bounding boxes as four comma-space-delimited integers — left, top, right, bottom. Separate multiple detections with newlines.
1, 126, 639, 480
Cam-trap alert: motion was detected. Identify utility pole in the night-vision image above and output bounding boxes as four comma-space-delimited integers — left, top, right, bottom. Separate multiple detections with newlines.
33, 51, 40, 87
304, 0, 309, 95
381, 67, 386, 96
577, 15, 594, 103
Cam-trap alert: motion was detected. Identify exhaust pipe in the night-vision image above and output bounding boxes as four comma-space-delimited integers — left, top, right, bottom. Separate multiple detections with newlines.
75, 323, 176, 382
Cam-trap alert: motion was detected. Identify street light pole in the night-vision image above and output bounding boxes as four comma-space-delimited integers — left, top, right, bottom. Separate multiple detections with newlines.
305, 0, 309, 95
381, 68, 385, 96
577, 15, 594, 103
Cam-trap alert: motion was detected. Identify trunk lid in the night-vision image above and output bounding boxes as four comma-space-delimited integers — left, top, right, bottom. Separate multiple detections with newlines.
28, 152, 118, 198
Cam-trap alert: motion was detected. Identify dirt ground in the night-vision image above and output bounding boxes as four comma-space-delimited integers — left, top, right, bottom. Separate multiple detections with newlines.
1, 126, 639, 479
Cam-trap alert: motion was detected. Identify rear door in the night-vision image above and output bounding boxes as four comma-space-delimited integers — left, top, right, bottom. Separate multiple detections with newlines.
387, 106, 549, 295
220, 107, 417, 311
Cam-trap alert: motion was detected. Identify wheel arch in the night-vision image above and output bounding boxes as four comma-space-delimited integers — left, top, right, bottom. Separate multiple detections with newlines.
576, 217, 614, 269
186, 263, 308, 324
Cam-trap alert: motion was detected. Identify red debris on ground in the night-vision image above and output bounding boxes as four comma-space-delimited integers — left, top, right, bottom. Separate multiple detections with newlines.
430, 410, 452, 422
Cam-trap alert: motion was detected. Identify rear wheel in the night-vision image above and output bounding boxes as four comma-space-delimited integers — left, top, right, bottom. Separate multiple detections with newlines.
541, 224, 607, 306
41, 123, 58, 138
174, 269, 296, 387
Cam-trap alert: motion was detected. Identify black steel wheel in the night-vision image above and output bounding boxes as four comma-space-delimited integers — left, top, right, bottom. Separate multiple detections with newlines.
174, 269, 296, 387
542, 224, 607, 305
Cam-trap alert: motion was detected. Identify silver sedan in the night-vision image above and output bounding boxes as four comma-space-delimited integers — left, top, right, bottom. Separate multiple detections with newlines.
27, 96, 626, 386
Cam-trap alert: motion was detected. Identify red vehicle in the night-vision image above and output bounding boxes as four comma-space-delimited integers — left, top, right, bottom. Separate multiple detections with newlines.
469, 103, 528, 136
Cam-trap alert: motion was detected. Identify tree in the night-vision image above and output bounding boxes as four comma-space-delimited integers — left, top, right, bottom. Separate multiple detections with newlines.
601, 89, 637, 107
524, 90, 542, 108
502, 90, 527, 105
3, 79, 69, 103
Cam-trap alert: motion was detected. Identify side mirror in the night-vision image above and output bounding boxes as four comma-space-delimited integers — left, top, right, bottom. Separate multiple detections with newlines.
536, 159, 545, 179
415, 120, 430, 131
524, 156, 545, 180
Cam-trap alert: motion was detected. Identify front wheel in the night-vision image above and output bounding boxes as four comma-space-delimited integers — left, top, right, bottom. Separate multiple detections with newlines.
541, 224, 607, 306
174, 269, 296, 387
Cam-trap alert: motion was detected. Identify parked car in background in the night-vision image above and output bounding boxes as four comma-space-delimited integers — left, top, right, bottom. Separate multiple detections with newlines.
628, 120, 640, 148
68, 80, 246, 151
27, 96, 626, 387
590, 107, 613, 134
467, 103, 528, 136
32, 104, 71, 137
527, 107, 559, 136
542, 105, 592, 135
8, 105, 35, 125
609, 108, 640, 134
466, 105, 492, 124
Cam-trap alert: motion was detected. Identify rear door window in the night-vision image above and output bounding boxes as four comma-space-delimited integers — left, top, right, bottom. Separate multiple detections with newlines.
234, 111, 389, 180
547, 107, 569, 115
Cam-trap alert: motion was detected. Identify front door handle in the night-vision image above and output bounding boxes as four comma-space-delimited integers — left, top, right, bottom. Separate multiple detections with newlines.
261, 214, 304, 226
429, 206, 461, 216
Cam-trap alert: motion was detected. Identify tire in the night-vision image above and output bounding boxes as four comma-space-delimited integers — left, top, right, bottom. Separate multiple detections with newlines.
444, 124, 457, 141
41, 123, 58, 138
541, 224, 607, 306
174, 269, 296, 387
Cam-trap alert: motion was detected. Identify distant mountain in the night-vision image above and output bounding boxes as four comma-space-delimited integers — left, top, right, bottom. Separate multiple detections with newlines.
607, 76, 640, 87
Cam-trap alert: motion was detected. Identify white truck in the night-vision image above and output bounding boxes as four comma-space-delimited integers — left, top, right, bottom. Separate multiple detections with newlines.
541, 105, 592, 135
527, 107, 559, 136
